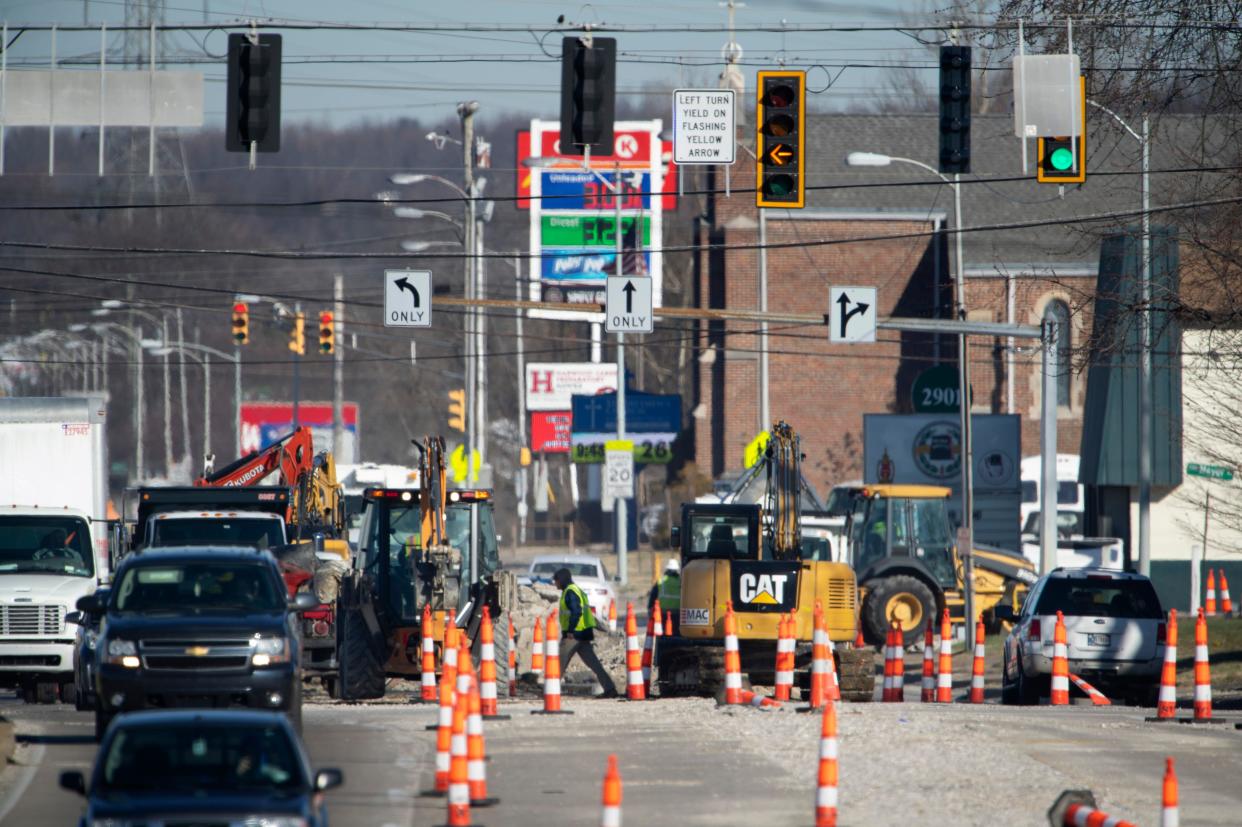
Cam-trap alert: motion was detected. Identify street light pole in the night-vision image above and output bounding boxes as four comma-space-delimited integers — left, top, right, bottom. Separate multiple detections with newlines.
460, 101, 479, 484
161, 315, 173, 478
615, 161, 629, 585
176, 307, 191, 469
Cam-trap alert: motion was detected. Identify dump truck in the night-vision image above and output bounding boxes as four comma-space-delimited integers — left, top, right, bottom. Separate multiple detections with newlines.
659, 424, 876, 701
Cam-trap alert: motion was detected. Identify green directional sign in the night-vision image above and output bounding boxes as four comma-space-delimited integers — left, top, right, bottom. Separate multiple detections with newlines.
911, 364, 972, 413
1187, 462, 1233, 482
541, 215, 651, 248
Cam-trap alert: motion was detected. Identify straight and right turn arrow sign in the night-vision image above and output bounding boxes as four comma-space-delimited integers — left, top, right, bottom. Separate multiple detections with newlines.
828, 285, 877, 343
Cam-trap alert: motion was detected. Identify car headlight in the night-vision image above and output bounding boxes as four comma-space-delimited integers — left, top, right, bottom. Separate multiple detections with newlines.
251, 636, 291, 667
103, 639, 139, 668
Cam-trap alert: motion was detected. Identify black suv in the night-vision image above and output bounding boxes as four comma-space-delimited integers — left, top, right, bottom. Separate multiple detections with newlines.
81, 547, 314, 739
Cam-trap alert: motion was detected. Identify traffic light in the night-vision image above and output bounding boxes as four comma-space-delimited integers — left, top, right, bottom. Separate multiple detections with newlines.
318, 311, 334, 355
447, 389, 466, 432
559, 36, 616, 155
1037, 76, 1087, 184
755, 70, 806, 209
288, 312, 305, 355
938, 45, 971, 174
231, 302, 249, 345
225, 33, 282, 153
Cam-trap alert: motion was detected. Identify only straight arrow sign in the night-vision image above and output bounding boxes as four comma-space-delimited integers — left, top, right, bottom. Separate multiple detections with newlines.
623, 280, 636, 313
828, 285, 877, 343
394, 276, 420, 307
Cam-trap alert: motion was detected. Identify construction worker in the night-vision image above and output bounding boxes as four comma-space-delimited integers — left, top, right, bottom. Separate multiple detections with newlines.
647, 558, 681, 635
552, 567, 619, 698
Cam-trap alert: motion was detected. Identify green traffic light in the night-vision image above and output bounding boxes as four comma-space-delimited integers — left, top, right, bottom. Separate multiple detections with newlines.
1049, 146, 1075, 171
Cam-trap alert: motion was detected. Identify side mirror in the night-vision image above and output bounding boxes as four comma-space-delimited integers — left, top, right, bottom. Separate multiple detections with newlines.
65, 611, 84, 626
290, 592, 319, 612
992, 605, 1017, 623
59, 770, 87, 796
669, 526, 681, 550
314, 768, 344, 791
76, 594, 103, 614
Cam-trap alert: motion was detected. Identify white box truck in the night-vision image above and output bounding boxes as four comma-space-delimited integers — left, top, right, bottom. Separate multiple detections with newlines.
0, 396, 109, 703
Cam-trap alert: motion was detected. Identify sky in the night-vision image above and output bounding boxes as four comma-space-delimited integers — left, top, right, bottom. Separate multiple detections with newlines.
0, 0, 943, 128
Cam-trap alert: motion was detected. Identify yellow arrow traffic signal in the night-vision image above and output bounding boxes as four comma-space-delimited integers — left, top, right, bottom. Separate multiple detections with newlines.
756, 70, 806, 209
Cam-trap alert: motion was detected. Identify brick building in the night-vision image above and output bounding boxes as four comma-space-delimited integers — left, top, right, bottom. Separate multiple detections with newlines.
691, 113, 1192, 497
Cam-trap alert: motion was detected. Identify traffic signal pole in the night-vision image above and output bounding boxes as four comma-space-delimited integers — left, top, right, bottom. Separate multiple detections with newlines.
614, 160, 629, 586
953, 171, 977, 646
758, 209, 770, 432
333, 275, 345, 461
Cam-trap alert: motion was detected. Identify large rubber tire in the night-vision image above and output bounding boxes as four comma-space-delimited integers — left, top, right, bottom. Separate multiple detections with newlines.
336, 605, 385, 701
836, 647, 877, 703
1016, 659, 1043, 706
286, 679, 304, 737
863, 575, 937, 648
59, 681, 77, 707
1000, 652, 1018, 705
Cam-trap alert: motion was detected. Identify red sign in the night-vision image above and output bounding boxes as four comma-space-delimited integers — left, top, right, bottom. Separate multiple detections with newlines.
239, 402, 359, 462
517, 128, 677, 210
531, 411, 572, 453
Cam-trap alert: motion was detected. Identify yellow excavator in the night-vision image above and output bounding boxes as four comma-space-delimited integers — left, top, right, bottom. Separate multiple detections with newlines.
660, 423, 876, 701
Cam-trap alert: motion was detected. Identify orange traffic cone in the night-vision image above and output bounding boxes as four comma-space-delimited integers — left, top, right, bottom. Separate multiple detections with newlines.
936, 610, 953, 703
1155, 609, 1178, 720
969, 615, 985, 704
881, 623, 894, 702
478, 607, 508, 720
891, 621, 905, 701
531, 613, 545, 678
825, 616, 841, 704
853, 621, 865, 650
600, 754, 622, 827
1161, 757, 1178, 827
457, 640, 476, 701
507, 612, 517, 698
442, 614, 459, 701
1068, 673, 1111, 706
1205, 569, 1218, 617
641, 603, 662, 694
624, 602, 646, 701
420, 604, 438, 703
738, 689, 782, 709
1220, 570, 1233, 616
443, 688, 475, 827
1050, 611, 1070, 706
1194, 607, 1213, 720
532, 610, 573, 715
465, 677, 498, 807
775, 613, 795, 702
723, 601, 743, 705
423, 677, 454, 796
814, 695, 839, 827
921, 619, 936, 703
608, 599, 618, 635
1063, 802, 1136, 827
808, 602, 830, 709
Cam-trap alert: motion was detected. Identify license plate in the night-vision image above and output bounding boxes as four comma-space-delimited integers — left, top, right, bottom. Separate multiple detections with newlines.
1087, 633, 1110, 647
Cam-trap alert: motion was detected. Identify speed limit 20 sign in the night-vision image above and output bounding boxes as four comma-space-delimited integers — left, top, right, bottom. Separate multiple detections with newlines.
604, 440, 635, 502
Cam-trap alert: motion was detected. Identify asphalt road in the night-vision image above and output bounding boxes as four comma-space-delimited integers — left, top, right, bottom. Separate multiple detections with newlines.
3, 684, 1242, 826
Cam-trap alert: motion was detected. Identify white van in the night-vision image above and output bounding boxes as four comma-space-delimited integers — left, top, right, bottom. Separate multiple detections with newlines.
1020, 454, 1084, 532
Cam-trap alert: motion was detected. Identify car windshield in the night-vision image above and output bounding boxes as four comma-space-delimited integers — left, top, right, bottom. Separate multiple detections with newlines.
531, 562, 599, 579
1022, 511, 1084, 537
98, 723, 305, 794
150, 517, 284, 549
0, 515, 94, 577
1035, 577, 1163, 619
113, 562, 284, 613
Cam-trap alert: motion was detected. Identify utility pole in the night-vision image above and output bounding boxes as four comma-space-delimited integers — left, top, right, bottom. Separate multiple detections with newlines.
135, 326, 145, 481
459, 101, 479, 483
333, 275, 345, 461
475, 205, 488, 472
176, 307, 190, 470
515, 253, 529, 545
953, 172, 977, 643
1138, 115, 1152, 577
161, 315, 173, 478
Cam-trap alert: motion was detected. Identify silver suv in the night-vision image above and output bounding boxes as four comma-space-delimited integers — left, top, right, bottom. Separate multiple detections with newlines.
1000, 567, 1164, 705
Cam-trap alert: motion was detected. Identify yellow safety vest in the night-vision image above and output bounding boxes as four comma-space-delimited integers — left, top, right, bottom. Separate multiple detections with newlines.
657, 574, 681, 611
559, 583, 597, 633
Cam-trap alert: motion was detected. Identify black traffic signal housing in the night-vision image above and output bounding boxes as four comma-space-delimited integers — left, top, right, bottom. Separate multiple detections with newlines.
1037, 76, 1087, 184
559, 36, 616, 155
448, 389, 466, 432
231, 302, 249, 345
225, 33, 282, 153
318, 311, 334, 355
756, 70, 806, 209
939, 45, 971, 174
288, 312, 305, 356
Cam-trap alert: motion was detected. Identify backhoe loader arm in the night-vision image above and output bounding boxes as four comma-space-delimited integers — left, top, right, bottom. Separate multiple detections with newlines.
195, 427, 315, 488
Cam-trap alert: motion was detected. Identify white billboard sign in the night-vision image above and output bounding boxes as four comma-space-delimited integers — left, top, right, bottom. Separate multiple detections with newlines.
525, 362, 618, 411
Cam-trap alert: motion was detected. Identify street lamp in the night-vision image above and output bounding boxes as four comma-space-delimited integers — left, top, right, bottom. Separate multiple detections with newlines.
142, 339, 243, 462
846, 149, 975, 634
400, 239, 460, 253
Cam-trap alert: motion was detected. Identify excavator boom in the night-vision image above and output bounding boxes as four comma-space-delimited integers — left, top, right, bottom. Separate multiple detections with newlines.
196, 427, 315, 488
